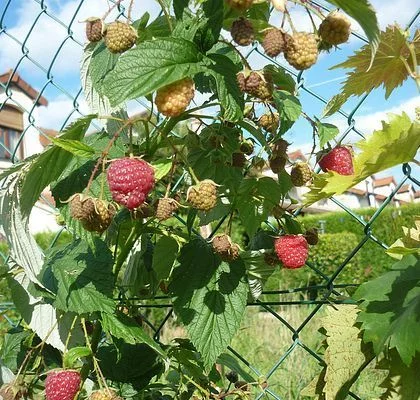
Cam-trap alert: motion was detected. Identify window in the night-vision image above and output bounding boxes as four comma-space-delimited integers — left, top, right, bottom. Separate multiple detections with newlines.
0, 127, 24, 160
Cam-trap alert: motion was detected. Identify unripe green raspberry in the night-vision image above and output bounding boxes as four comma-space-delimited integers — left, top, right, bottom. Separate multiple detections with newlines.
290, 162, 312, 186
104, 21, 137, 53
155, 197, 179, 221
155, 78, 195, 117
258, 113, 279, 133
318, 12, 351, 45
187, 180, 218, 212
225, 0, 254, 11
284, 32, 318, 70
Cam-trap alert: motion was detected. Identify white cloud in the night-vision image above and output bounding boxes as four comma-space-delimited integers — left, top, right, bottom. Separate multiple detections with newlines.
0, 0, 160, 76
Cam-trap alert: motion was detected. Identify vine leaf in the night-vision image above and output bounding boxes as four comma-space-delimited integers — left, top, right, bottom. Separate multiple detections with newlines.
301, 305, 374, 399
20, 115, 95, 218
304, 113, 420, 205
325, 0, 380, 56
354, 254, 420, 366
170, 239, 248, 370
324, 25, 418, 116
102, 37, 206, 106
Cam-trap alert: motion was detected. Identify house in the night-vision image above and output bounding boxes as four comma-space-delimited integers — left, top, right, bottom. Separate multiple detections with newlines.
0, 70, 59, 233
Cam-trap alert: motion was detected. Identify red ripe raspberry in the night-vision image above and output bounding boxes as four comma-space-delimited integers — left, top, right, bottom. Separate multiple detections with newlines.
107, 158, 155, 210
274, 235, 308, 269
45, 370, 81, 400
318, 146, 354, 175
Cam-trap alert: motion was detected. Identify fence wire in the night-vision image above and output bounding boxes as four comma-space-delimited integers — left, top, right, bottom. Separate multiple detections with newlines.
0, 1, 419, 399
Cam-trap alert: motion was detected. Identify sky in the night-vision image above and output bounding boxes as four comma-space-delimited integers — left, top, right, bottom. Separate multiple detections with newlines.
0, 0, 419, 186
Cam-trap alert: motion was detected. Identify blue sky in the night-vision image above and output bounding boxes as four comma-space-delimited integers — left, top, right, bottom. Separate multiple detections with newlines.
0, 0, 418, 186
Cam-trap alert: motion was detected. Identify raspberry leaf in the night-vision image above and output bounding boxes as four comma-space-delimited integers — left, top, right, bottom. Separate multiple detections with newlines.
170, 239, 248, 370
354, 254, 420, 366
316, 121, 339, 148
20, 115, 95, 218
272, 90, 302, 135
103, 37, 206, 106
152, 236, 179, 281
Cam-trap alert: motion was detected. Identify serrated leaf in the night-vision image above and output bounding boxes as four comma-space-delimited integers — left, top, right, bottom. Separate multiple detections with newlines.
264, 65, 296, 94
63, 346, 92, 369
101, 312, 167, 359
303, 305, 374, 399
43, 239, 115, 314
304, 113, 420, 205
272, 90, 302, 134
331, 25, 417, 102
170, 239, 248, 370
50, 138, 95, 158
20, 115, 95, 218
326, 0, 379, 57
152, 236, 179, 281
0, 330, 30, 370
103, 37, 206, 106
204, 54, 244, 121
196, 0, 224, 52
317, 122, 339, 148
354, 254, 420, 366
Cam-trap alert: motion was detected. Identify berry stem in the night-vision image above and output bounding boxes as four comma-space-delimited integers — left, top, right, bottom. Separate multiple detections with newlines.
80, 320, 103, 383
218, 39, 252, 70
289, 0, 326, 20
156, 0, 173, 31
63, 315, 79, 355
102, 0, 125, 21
284, 7, 297, 33
127, 0, 135, 22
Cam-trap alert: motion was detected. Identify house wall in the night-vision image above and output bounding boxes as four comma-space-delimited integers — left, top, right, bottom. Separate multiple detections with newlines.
0, 86, 59, 234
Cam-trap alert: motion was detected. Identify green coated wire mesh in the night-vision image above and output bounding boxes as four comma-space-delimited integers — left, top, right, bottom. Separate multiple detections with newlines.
0, 1, 419, 399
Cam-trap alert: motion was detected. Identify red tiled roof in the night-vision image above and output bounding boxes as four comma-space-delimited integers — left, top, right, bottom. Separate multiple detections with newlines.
288, 150, 307, 162
39, 128, 58, 147
373, 176, 396, 187
415, 191, 420, 199
375, 193, 387, 201
397, 184, 412, 194
347, 188, 366, 196
0, 70, 48, 106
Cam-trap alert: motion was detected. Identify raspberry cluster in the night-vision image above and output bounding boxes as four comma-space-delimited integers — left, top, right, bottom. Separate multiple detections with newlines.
104, 21, 137, 53
155, 197, 179, 221
45, 370, 81, 400
274, 235, 308, 269
262, 29, 286, 57
187, 180, 218, 212
212, 234, 240, 262
290, 162, 312, 186
107, 158, 155, 210
237, 70, 273, 100
90, 389, 123, 400
225, 0, 254, 11
269, 139, 289, 174
318, 12, 351, 45
85, 17, 103, 42
155, 78, 195, 117
284, 32, 318, 70
258, 113, 279, 133
231, 18, 255, 46
70, 194, 115, 233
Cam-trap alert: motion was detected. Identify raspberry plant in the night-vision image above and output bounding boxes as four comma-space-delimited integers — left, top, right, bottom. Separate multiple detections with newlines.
0, 0, 419, 399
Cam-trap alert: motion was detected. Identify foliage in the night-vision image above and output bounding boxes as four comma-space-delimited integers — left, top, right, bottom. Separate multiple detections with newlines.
0, 0, 417, 398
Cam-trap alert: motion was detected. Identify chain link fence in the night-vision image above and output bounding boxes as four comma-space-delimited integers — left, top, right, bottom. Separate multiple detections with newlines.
0, 1, 419, 399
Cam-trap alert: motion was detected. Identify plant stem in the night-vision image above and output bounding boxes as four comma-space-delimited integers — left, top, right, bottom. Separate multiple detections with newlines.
156, 0, 173, 31
218, 39, 252, 69
80, 320, 103, 382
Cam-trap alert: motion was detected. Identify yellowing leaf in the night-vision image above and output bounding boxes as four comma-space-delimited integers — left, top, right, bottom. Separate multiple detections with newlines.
386, 218, 420, 259
304, 113, 420, 205
301, 305, 374, 400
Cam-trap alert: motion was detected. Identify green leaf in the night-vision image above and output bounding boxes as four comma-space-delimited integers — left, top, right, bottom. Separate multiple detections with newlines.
354, 254, 420, 366
20, 115, 95, 217
139, 15, 175, 41
264, 65, 296, 94
322, 93, 348, 118
237, 177, 283, 237
272, 90, 302, 134
325, 0, 379, 56
63, 346, 92, 369
101, 312, 167, 359
152, 235, 179, 281
204, 54, 244, 121
330, 25, 416, 103
49, 138, 95, 158
42, 239, 115, 314
217, 353, 255, 383
173, 0, 189, 19
316, 122, 339, 148
170, 239, 248, 370
103, 37, 205, 106
196, 0, 224, 52
0, 330, 30, 370
302, 305, 374, 399
152, 158, 173, 181
304, 113, 420, 205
